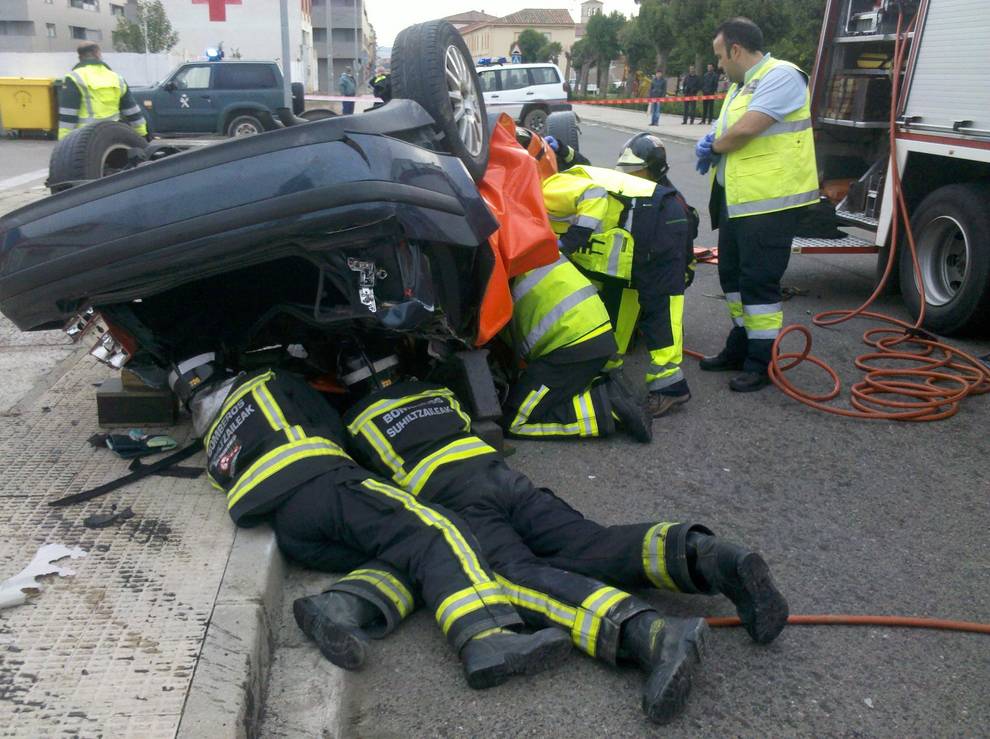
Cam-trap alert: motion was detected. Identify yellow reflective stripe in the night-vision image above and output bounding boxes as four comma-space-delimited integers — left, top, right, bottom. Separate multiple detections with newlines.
340, 569, 415, 617
571, 606, 597, 656
494, 575, 578, 630
347, 388, 470, 435
205, 371, 274, 450
612, 288, 641, 356
580, 587, 628, 656
643, 523, 679, 591
226, 437, 349, 509
363, 422, 406, 478
398, 437, 495, 495
361, 478, 492, 586
743, 310, 783, 331
510, 385, 583, 437
252, 383, 296, 439
435, 582, 510, 635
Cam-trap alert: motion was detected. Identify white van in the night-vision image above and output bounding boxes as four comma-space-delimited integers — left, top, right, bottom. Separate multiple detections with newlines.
475, 61, 570, 134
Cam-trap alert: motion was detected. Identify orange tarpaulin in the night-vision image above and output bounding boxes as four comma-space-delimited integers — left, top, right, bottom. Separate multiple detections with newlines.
474, 114, 559, 345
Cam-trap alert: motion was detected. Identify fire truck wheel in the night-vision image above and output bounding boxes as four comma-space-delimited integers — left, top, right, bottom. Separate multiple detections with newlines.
899, 183, 990, 335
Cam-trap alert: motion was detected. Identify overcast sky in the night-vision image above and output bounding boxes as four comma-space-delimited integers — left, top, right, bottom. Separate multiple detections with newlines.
369, 1, 640, 48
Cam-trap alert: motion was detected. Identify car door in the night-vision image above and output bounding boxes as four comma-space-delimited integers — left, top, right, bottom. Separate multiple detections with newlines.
494, 66, 530, 119
153, 65, 218, 133
212, 63, 281, 124
527, 65, 566, 107
477, 68, 505, 116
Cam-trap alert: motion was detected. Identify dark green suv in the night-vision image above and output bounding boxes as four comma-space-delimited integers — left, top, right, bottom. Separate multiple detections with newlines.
131, 61, 302, 137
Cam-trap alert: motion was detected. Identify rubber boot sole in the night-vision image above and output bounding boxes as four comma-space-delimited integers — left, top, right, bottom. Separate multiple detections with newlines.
293, 598, 368, 670
464, 628, 572, 690
728, 554, 789, 644
641, 619, 709, 724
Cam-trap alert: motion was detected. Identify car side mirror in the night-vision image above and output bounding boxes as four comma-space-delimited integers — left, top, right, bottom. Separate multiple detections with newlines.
163, 81, 177, 92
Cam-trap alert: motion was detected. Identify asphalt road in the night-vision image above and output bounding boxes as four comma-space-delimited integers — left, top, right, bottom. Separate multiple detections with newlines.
266, 125, 990, 737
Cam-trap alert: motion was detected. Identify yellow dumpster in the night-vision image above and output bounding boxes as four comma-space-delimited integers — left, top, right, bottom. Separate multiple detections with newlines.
0, 78, 57, 137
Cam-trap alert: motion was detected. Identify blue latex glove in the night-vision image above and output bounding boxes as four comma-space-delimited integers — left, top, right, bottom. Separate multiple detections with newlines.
695, 157, 713, 175
543, 134, 559, 152
695, 132, 715, 160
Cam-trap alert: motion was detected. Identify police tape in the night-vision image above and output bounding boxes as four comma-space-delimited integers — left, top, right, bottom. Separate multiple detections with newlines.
578, 94, 726, 105
304, 94, 382, 102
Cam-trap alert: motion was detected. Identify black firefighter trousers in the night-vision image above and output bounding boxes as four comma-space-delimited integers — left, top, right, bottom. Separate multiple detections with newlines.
346, 455, 708, 664
272, 465, 523, 650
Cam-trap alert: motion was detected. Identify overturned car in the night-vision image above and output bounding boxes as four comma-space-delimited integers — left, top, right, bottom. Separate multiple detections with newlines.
0, 21, 555, 419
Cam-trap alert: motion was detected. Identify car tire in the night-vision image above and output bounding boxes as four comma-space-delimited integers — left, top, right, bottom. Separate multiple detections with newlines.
546, 111, 579, 151
291, 82, 305, 115
392, 20, 489, 181
522, 106, 549, 135
299, 108, 338, 121
48, 120, 147, 193
226, 114, 264, 137
899, 183, 990, 335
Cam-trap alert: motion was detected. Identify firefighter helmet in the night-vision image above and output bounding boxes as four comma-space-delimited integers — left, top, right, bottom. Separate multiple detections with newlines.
616, 132, 669, 179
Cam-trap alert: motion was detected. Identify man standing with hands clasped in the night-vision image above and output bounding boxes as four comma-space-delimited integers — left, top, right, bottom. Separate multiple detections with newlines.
694, 17, 818, 392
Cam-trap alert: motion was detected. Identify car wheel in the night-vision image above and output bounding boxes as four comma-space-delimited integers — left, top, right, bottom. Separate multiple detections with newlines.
522, 107, 549, 135
48, 120, 147, 192
546, 111, 579, 151
899, 183, 990, 334
391, 20, 489, 181
299, 108, 338, 121
226, 115, 264, 137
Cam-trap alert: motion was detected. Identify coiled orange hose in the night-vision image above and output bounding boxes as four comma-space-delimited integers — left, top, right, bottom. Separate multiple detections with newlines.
707, 614, 990, 635
766, 10, 990, 419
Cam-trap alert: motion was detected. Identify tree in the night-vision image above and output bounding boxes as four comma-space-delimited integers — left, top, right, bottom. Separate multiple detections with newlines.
620, 17, 658, 93
515, 29, 547, 62
112, 0, 178, 54
567, 37, 596, 95
539, 40, 563, 64
585, 11, 626, 95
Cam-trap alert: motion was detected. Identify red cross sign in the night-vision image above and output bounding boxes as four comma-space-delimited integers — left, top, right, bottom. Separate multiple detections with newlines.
192, 0, 242, 22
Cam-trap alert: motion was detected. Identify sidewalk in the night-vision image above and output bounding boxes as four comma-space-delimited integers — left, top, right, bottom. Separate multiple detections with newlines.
0, 184, 278, 737
570, 102, 713, 145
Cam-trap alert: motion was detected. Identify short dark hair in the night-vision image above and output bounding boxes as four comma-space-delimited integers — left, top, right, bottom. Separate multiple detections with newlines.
714, 17, 764, 53
77, 42, 101, 59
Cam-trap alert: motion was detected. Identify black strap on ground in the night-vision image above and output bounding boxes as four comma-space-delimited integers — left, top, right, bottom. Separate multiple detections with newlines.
49, 439, 204, 507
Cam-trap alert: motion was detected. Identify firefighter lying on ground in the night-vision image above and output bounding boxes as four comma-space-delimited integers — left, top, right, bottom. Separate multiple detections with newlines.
500, 248, 653, 443
290, 351, 789, 724
539, 133, 699, 418
168, 352, 572, 690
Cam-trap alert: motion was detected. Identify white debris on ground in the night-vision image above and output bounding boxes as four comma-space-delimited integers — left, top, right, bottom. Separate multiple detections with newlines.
0, 543, 86, 610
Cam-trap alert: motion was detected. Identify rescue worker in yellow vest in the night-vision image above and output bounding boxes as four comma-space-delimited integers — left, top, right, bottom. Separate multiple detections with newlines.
502, 252, 652, 443
696, 17, 818, 392
369, 66, 391, 103
57, 43, 148, 141
338, 352, 788, 724
541, 141, 696, 418
169, 352, 571, 690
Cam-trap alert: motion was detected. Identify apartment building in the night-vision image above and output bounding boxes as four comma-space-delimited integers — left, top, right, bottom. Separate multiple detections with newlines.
310, 0, 376, 93
0, 0, 128, 53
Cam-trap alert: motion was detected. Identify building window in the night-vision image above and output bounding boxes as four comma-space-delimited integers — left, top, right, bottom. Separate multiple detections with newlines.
110, 3, 125, 16
70, 26, 101, 40
0, 21, 37, 37
69, 0, 100, 10
47, 23, 57, 38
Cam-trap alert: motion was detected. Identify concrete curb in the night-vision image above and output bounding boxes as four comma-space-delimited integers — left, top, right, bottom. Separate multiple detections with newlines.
177, 527, 286, 739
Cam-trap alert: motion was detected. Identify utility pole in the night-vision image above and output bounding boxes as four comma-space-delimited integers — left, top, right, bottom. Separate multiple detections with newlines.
325, 0, 334, 93
353, 0, 360, 89
141, 1, 150, 84
279, 0, 292, 108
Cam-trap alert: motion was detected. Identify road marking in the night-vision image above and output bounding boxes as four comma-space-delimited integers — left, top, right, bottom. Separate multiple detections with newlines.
0, 169, 48, 192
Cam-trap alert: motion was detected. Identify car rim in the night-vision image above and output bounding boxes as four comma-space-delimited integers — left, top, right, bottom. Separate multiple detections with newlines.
527, 111, 547, 134
100, 144, 132, 177
444, 44, 483, 157
916, 214, 969, 306
233, 122, 259, 136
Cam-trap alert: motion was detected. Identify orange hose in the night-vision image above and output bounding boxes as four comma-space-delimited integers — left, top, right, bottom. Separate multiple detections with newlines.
707, 614, 990, 635
765, 10, 990, 420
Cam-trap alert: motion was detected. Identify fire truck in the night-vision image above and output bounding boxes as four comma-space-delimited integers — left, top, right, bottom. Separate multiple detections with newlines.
806, 0, 989, 334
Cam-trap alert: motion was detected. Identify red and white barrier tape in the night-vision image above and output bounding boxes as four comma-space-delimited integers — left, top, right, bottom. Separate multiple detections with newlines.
578, 94, 726, 105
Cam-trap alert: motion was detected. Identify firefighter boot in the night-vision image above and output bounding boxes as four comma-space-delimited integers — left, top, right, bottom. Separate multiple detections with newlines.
605, 370, 653, 442
699, 326, 747, 371
459, 627, 572, 690
687, 532, 789, 644
293, 591, 377, 670
618, 612, 709, 724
